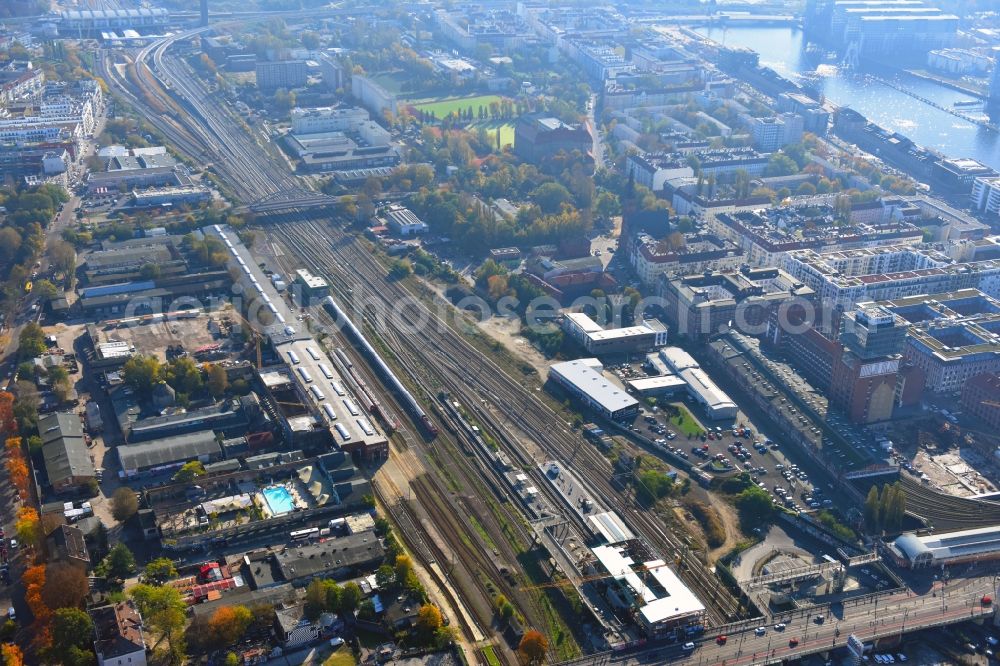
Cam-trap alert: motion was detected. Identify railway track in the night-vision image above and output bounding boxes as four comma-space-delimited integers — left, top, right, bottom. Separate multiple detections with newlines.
275, 225, 579, 648
892, 476, 1000, 531
120, 34, 743, 627
275, 219, 743, 625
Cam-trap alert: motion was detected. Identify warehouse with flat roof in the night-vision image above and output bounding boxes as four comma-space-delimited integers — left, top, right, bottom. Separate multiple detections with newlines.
562, 312, 668, 355
651, 347, 738, 419
118, 430, 223, 477
548, 358, 639, 420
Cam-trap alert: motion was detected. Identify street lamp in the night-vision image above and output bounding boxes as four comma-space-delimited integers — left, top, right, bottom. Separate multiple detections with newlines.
873, 582, 884, 639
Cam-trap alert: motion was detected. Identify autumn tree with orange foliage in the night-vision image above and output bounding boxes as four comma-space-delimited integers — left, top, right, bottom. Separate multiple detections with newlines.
5, 437, 29, 499
23, 564, 52, 648
43, 561, 90, 610
14, 507, 39, 549
1, 643, 24, 666
518, 630, 549, 664
0, 392, 15, 434
204, 605, 253, 650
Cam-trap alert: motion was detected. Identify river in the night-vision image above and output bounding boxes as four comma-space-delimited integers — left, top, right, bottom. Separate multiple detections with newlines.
695, 26, 1000, 171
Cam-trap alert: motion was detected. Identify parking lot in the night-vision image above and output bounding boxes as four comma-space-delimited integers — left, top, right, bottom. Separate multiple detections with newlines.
609, 360, 828, 515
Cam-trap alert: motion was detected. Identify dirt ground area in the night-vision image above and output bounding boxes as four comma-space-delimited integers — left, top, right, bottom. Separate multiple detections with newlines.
912, 446, 998, 497
474, 315, 552, 379
706, 493, 743, 563
87, 311, 230, 361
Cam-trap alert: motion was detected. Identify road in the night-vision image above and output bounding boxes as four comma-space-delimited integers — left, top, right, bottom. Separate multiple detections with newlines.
563, 573, 998, 666
588, 93, 604, 170
107, 27, 748, 628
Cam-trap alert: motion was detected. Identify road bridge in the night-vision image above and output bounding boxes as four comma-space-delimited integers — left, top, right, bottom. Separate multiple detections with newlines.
556, 573, 998, 666
243, 188, 340, 214
743, 560, 844, 588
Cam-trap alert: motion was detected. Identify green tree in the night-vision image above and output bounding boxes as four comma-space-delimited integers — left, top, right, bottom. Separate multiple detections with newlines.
31, 279, 58, 302
122, 355, 163, 398
272, 87, 296, 113
206, 364, 228, 398
305, 579, 328, 620
97, 543, 136, 581
375, 564, 396, 589
301, 31, 320, 49
594, 191, 621, 220
864, 486, 880, 532
172, 461, 206, 483
389, 259, 413, 280
130, 584, 186, 663
139, 263, 161, 280
358, 599, 377, 620
635, 469, 674, 505
339, 581, 362, 613
164, 356, 203, 396
765, 153, 800, 177
49, 608, 94, 666
734, 485, 775, 531
796, 181, 817, 196
531, 182, 573, 214
323, 580, 343, 611
111, 486, 139, 522
143, 557, 178, 585
17, 322, 46, 360
495, 594, 514, 623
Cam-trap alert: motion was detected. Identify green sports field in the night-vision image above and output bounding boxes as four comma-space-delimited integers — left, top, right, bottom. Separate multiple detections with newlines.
409, 94, 504, 118
469, 120, 516, 148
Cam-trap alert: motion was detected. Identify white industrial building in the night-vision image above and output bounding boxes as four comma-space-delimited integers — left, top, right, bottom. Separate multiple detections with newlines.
548, 359, 639, 420
562, 312, 668, 356
350, 75, 398, 118
592, 542, 706, 638
204, 225, 388, 460
60, 7, 168, 31
626, 375, 687, 396
290, 106, 373, 135
747, 113, 804, 152
653, 348, 738, 420
382, 204, 429, 236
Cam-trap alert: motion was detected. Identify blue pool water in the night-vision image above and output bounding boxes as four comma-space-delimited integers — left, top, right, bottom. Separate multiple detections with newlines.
263, 486, 295, 515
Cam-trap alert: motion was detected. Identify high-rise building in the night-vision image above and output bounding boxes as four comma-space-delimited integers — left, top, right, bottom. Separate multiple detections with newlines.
748, 113, 804, 152
828, 304, 915, 424
840, 304, 908, 359
255, 61, 307, 91
990, 53, 1000, 108
805, 0, 958, 61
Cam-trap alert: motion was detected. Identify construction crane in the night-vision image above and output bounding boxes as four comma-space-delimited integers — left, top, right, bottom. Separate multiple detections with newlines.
226, 309, 263, 368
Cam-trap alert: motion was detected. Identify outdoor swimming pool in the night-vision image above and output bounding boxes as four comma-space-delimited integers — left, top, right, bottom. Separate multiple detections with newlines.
262, 485, 295, 515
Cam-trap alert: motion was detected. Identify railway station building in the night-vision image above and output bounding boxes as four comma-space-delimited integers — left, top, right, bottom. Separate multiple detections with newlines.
887, 525, 1000, 568
592, 541, 706, 638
